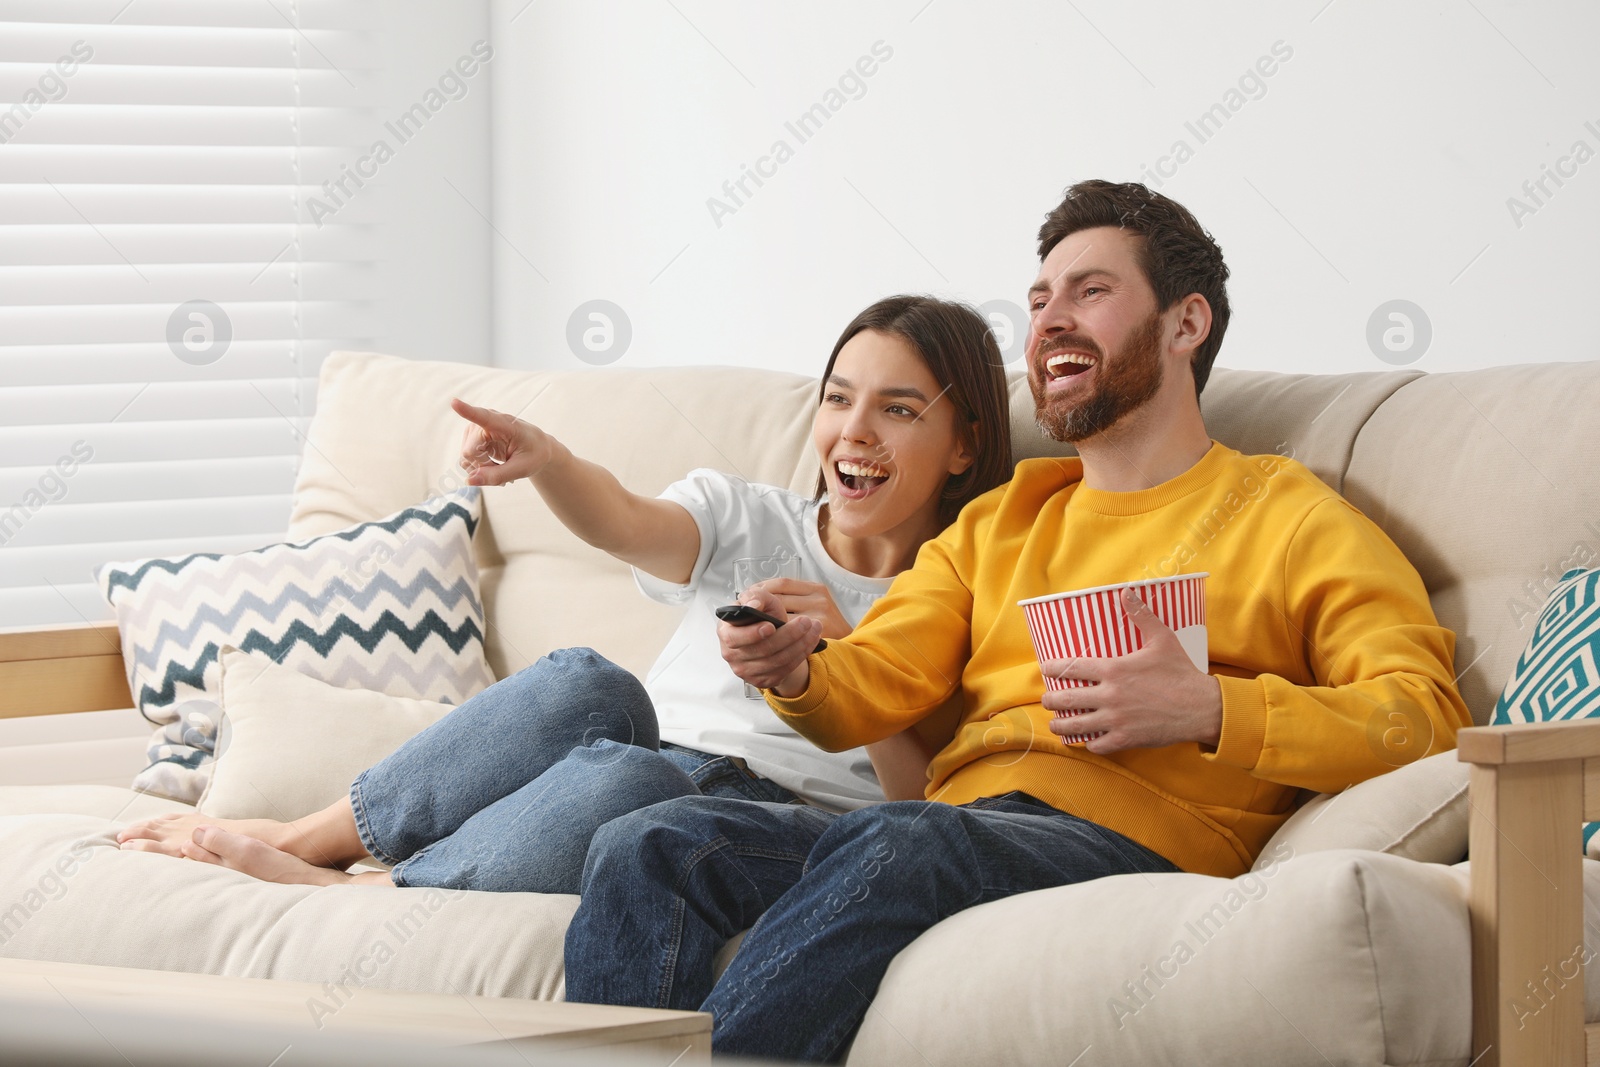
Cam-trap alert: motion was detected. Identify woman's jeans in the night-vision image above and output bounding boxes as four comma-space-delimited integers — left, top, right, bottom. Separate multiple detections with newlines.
563, 791, 1182, 1063
348, 647, 798, 894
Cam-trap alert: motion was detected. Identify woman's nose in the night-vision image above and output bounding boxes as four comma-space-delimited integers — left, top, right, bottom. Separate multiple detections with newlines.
841, 409, 876, 444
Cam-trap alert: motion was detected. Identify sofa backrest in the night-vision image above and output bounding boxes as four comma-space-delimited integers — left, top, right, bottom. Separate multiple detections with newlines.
1339, 363, 1600, 724
292, 351, 1600, 725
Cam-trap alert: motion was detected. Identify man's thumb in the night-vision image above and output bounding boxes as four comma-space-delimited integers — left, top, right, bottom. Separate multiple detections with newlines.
1122, 588, 1171, 637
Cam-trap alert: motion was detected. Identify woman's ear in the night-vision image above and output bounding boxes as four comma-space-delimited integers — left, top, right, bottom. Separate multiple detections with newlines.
949, 439, 975, 477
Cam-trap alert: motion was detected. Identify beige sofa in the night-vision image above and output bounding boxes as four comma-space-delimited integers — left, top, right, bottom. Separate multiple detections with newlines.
3, 350, 1599, 1066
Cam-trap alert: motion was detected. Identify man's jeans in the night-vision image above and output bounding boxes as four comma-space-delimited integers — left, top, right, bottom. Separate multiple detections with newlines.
348, 647, 798, 894
564, 792, 1181, 1063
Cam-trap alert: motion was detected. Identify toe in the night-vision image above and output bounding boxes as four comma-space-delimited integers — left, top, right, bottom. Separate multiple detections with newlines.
178, 838, 223, 865
193, 826, 250, 863
118, 814, 184, 843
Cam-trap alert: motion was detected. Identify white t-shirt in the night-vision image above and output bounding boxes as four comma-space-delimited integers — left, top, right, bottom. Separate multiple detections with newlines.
633, 469, 892, 811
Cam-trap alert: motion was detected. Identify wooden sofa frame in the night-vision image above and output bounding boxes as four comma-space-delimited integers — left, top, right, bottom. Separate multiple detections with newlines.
2, 621, 1594, 1067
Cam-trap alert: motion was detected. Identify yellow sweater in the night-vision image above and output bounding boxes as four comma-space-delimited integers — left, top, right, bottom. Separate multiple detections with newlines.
770, 442, 1472, 878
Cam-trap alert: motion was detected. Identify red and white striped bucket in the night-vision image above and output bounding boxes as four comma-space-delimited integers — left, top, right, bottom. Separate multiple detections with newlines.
1019, 573, 1209, 744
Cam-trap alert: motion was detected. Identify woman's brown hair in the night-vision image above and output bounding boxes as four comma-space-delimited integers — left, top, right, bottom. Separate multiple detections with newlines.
814, 295, 1013, 526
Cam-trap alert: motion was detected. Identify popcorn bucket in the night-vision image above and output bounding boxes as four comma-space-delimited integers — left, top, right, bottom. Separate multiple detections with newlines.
1019, 573, 1209, 744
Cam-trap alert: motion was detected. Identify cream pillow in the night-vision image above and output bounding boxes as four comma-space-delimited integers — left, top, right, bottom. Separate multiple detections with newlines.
197, 648, 454, 821
1253, 749, 1469, 870
96, 487, 493, 805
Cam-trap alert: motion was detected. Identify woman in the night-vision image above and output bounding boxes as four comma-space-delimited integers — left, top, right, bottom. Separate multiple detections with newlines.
118, 295, 1013, 893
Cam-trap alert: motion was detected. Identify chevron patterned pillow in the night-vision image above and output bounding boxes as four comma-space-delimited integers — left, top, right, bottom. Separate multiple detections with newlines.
1492, 565, 1600, 853
96, 488, 496, 804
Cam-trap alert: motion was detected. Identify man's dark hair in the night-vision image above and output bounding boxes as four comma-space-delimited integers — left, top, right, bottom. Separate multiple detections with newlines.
1036, 180, 1231, 397
814, 295, 1013, 526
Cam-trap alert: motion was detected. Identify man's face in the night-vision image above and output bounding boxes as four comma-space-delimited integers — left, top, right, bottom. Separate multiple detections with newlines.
1026, 226, 1166, 443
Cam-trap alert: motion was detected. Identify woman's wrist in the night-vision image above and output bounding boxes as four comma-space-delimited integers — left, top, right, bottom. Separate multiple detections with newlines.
522, 433, 565, 483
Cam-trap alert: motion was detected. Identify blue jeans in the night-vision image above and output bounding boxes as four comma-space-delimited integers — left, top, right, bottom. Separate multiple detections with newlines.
564, 791, 1181, 1062
348, 647, 798, 894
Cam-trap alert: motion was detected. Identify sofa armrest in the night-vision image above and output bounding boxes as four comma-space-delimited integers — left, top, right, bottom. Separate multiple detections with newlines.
0, 622, 131, 718
1458, 720, 1599, 1067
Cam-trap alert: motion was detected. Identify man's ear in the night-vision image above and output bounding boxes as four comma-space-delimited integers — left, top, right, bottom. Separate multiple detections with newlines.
1169, 293, 1213, 358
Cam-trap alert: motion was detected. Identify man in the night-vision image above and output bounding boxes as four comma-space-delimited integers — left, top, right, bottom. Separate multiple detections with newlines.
563, 180, 1472, 1062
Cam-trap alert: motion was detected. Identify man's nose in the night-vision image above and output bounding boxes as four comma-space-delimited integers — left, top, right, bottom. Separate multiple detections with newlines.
1032, 291, 1075, 339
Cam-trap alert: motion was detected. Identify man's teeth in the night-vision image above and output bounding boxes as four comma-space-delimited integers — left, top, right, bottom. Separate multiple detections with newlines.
838, 460, 889, 480
1047, 353, 1096, 377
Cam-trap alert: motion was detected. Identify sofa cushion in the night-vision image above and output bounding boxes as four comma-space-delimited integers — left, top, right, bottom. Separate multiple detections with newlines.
1006, 368, 1423, 500
1492, 565, 1600, 854
0, 811, 575, 1001
849, 849, 1600, 1066
290, 353, 824, 682
0, 786, 192, 823
1254, 750, 1469, 869
851, 848, 1454, 1065
5, 799, 1597, 1064
1341, 362, 1600, 725
95, 489, 495, 805
198, 650, 455, 822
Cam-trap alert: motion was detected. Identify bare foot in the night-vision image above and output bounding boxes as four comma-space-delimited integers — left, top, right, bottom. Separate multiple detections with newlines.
118, 797, 370, 870
180, 827, 392, 888
119, 813, 292, 858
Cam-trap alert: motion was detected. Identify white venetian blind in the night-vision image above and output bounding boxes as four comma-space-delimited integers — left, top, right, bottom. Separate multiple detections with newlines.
0, 0, 382, 628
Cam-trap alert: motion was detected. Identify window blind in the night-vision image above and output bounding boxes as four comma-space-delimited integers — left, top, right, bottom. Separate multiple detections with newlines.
0, 0, 383, 629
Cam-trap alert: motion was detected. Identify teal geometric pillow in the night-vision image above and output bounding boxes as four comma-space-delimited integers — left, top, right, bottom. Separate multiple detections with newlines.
1492, 566, 1600, 853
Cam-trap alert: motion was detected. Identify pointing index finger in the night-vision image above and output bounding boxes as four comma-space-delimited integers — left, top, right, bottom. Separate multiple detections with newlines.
450, 397, 501, 427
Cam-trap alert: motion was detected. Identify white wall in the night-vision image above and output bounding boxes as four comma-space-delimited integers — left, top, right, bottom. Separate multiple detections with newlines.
351, 1, 494, 366
488, 0, 1600, 377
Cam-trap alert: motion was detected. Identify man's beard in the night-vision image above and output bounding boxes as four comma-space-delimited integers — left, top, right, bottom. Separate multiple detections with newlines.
1030, 310, 1166, 443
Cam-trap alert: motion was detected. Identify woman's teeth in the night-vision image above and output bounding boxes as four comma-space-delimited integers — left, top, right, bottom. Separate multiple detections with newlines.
1047, 352, 1096, 378
837, 460, 890, 491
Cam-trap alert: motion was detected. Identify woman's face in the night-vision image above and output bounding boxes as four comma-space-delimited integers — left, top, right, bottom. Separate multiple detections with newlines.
812, 329, 974, 544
